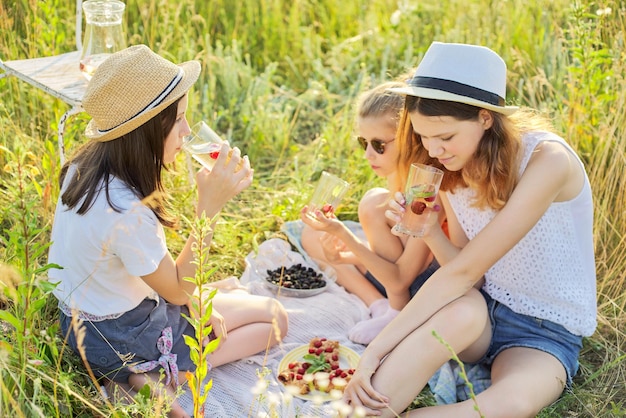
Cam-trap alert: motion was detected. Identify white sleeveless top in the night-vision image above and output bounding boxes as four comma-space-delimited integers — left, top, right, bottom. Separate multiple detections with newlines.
446, 131, 597, 336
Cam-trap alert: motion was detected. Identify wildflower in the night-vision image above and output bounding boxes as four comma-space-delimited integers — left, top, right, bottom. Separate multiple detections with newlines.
331, 399, 351, 416
353, 405, 367, 417
251, 376, 269, 395
266, 392, 280, 408
390, 10, 402, 26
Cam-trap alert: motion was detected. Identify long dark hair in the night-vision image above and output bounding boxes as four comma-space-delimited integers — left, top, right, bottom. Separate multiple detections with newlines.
59, 99, 180, 227
396, 97, 523, 210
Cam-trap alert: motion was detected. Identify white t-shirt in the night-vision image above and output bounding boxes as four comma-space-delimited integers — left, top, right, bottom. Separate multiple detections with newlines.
48, 167, 168, 317
446, 131, 597, 336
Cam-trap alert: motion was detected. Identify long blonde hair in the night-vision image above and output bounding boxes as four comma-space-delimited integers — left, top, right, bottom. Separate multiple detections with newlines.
396, 97, 553, 210
356, 81, 406, 121
356, 81, 406, 192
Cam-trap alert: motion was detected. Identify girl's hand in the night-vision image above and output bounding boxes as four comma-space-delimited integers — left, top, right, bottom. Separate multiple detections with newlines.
208, 308, 227, 345
386, 191, 406, 230
187, 297, 228, 346
342, 356, 389, 416
319, 232, 348, 263
195, 143, 253, 218
299, 206, 343, 234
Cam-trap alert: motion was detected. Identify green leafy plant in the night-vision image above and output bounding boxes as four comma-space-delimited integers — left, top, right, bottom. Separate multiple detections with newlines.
302, 353, 334, 374
431, 330, 484, 418
181, 214, 221, 417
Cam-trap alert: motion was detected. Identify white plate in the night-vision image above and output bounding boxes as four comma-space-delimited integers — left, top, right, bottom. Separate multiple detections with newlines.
277, 343, 360, 401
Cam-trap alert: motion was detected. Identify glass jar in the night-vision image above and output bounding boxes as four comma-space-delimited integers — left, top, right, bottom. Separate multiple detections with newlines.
79, 0, 126, 81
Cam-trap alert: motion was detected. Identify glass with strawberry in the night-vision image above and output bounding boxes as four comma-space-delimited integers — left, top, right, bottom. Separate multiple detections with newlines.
305, 171, 350, 220
392, 163, 444, 237
183, 121, 235, 171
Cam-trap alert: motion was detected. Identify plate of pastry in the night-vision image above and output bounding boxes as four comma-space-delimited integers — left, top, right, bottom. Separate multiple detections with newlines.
277, 337, 359, 401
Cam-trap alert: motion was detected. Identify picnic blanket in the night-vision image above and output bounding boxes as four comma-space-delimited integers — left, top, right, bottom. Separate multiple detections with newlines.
177, 220, 490, 417
177, 236, 370, 417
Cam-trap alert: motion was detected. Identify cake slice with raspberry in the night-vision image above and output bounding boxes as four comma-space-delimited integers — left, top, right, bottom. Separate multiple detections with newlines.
277, 360, 311, 394
308, 337, 340, 369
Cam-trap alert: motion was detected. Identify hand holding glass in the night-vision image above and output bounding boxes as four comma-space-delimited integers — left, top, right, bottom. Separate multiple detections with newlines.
392, 163, 444, 237
183, 121, 237, 171
305, 171, 350, 219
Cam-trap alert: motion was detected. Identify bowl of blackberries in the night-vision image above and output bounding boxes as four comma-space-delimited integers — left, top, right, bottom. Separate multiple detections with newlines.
263, 263, 327, 298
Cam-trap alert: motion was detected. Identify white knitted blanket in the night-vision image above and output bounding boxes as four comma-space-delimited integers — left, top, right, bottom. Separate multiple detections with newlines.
177, 221, 490, 416
177, 236, 370, 417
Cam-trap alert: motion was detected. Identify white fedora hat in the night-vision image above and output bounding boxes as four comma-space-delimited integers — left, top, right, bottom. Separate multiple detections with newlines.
389, 42, 518, 115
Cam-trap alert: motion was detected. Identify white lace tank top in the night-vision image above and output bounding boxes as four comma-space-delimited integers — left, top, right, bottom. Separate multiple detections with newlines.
446, 131, 597, 336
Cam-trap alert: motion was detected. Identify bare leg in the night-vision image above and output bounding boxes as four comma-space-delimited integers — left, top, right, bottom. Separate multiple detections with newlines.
358, 188, 407, 264
109, 293, 287, 416
208, 292, 289, 367
409, 347, 567, 418
346, 190, 434, 344
365, 289, 491, 418
358, 188, 433, 310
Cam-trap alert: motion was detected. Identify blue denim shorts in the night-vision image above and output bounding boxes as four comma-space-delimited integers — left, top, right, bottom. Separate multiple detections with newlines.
60, 297, 196, 383
364, 259, 440, 299
474, 290, 583, 386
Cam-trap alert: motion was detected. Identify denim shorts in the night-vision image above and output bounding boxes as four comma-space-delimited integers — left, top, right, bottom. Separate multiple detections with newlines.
474, 290, 582, 386
60, 297, 196, 383
364, 259, 440, 299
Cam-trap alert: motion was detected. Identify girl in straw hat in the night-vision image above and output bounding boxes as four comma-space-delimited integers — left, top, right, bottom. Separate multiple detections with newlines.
47, 45, 288, 417
301, 81, 442, 345
303, 41, 596, 417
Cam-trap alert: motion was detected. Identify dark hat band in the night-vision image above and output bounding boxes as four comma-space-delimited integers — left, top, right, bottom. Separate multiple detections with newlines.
409, 76, 505, 107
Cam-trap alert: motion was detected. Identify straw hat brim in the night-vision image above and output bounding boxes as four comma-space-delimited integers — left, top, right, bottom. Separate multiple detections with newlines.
85, 60, 201, 141
388, 86, 518, 116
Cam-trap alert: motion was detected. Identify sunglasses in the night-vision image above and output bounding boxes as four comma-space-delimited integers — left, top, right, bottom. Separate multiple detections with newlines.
356, 136, 395, 155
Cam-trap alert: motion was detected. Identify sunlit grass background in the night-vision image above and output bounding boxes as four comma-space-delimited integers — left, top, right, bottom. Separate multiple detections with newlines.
1, 0, 624, 416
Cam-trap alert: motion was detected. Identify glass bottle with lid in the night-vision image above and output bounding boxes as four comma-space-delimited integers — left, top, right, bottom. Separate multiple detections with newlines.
79, 0, 126, 81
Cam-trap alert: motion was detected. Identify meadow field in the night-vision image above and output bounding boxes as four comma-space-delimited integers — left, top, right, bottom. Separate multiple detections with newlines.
1, 0, 625, 416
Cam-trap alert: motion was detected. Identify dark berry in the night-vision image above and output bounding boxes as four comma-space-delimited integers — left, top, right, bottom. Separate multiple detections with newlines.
410, 201, 427, 215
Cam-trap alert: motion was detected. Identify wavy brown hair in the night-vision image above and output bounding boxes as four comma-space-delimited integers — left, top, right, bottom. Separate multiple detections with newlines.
395, 97, 552, 210
59, 98, 181, 228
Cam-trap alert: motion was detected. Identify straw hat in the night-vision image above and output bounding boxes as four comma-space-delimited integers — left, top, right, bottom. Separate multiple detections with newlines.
82, 45, 201, 141
389, 42, 518, 115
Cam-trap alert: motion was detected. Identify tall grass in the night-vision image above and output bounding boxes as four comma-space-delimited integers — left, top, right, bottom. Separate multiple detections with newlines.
1, 0, 624, 416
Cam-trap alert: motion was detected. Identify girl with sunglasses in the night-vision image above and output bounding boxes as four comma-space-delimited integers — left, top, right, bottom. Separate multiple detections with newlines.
314, 42, 596, 417
301, 81, 442, 345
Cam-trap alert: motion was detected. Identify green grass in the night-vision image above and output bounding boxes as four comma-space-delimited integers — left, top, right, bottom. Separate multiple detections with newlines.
1, 0, 625, 416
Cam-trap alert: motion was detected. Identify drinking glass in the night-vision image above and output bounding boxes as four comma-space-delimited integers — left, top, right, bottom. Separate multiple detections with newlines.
305, 171, 350, 219
183, 121, 229, 171
392, 163, 444, 237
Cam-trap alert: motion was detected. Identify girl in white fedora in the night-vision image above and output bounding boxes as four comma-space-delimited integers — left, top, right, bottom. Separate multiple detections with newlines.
47, 45, 288, 417
310, 42, 597, 417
